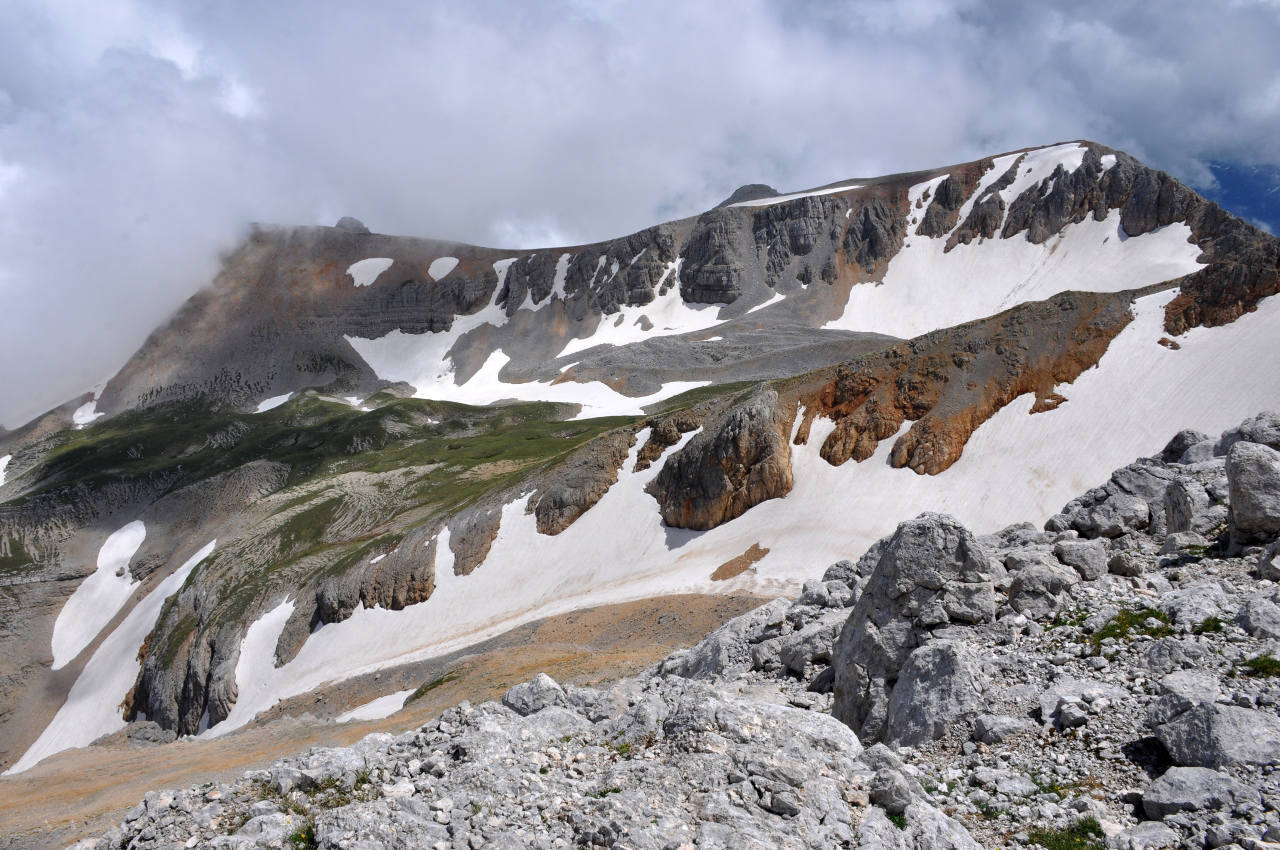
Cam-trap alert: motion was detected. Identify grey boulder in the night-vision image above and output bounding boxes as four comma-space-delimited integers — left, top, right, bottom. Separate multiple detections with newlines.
1054, 538, 1108, 580
883, 640, 987, 747
1227, 441, 1280, 543
501, 673, 567, 716
831, 513, 995, 744
1155, 702, 1280, 768
1142, 766, 1257, 818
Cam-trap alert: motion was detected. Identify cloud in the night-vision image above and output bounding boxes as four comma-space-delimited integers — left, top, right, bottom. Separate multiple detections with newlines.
0, 0, 1278, 427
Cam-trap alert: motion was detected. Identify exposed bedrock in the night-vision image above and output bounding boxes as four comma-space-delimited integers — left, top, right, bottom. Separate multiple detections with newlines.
646, 387, 795, 531
916, 163, 984, 237
798, 290, 1133, 475
531, 429, 639, 535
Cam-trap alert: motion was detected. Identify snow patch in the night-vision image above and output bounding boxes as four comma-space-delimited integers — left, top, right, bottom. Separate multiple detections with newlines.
1100, 154, 1117, 172
347, 258, 394, 287
51, 521, 147, 670
0, 454, 9, 487
996, 143, 1088, 208
746, 291, 785, 314
255, 393, 292, 413
8, 541, 215, 774
335, 689, 414, 723
427, 257, 459, 281
825, 209, 1203, 338
370, 554, 387, 565
72, 400, 102, 427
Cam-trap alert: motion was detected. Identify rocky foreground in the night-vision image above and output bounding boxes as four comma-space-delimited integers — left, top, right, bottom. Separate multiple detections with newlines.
76, 414, 1280, 850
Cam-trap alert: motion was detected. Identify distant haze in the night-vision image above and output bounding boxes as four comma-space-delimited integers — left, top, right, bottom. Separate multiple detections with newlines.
1, 0, 1278, 428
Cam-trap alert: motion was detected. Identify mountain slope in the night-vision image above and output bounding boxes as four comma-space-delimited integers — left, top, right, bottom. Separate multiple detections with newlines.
0, 140, 1278, 777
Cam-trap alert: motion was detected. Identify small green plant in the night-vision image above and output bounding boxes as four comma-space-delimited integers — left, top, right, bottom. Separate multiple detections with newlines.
606, 740, 632, 758
539, 765, 549, 774
586, 787, 622, 799
888, 813, 907, 829
1240, 653, 1280, 677
1031, 774, 1079, 796
1089, 608, 1172, 654
1026, 817, 1105, 850
1194, 616, 1225, 635
288, 820, 317, 849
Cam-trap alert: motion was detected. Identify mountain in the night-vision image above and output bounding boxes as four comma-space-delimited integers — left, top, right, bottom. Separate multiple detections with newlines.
38, 412, 1280, 849
1, 139, 1278, 801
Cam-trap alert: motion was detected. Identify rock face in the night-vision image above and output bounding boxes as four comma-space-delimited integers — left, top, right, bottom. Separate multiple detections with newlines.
831, 513, 995, 744
647, 387, 795, 530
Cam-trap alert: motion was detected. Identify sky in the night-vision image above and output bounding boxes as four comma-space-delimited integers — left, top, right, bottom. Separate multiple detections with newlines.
1, 0, 1279, 429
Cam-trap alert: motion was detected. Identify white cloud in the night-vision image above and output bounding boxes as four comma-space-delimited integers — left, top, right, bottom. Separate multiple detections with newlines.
0, 0, 1277, 427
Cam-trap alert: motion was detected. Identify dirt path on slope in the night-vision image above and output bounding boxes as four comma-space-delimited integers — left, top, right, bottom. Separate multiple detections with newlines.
0, 592, 766, 850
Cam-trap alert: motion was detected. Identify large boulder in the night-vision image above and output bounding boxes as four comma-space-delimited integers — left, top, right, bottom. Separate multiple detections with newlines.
1155, 702, 1280, 768
659, 598, 789, 680
1142, 767, 1257, 818
1216, 411, 1280, 455
882, 640, 987, 746
1053, 538, 1108, 580
1007, 562, 1080, 620
1047, 461, 1174, 537
832, 514, 995, 743
1227, 441, 1280, 542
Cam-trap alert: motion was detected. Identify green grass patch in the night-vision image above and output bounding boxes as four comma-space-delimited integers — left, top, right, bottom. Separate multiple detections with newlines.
887, 813, 907, 830
406, 671, 462, 704
1089, 608, 1173, 654
1026, 817, 1105, 850
586, 787, 622, 799
1194, 616, 1225, 635
1240, 654, 1280, 677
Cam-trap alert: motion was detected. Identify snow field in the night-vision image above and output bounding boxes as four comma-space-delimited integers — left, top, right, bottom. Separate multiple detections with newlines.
346, 258, 394, 287
335, 689, 415, 723
825, 209, 1203, 339
72, 400, 103, 427
203, 599, 297, 738
8, 541, 216, 774
0, 454, 10, 487
255, 393, 292, 413
558, 261, 724, 357
50, 520, 147, 670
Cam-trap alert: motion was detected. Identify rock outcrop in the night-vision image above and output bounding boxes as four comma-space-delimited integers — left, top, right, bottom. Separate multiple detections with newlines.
797, 290, 1133, 475
647, 387, 795, 530
831, 513, 995, 744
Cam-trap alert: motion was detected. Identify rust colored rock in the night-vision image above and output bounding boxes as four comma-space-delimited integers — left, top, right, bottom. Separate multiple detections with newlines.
801, 291, 1134, 476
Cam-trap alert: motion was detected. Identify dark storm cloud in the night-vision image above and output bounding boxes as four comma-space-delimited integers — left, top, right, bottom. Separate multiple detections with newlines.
1, 0, 1278, 427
